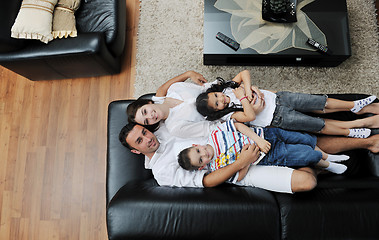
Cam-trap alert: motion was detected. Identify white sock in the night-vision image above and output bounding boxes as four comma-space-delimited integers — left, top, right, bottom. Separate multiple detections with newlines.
348, 128, 371, 138
326, 154, 350, 162
351, 95, 377, 113
325, 162, 347, 174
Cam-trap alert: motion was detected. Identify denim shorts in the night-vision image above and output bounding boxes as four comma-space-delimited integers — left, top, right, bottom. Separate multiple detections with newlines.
270, 91, 327, 132
259, 128, 322, 167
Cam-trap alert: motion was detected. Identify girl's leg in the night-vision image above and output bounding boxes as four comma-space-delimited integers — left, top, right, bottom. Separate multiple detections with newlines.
319, 116, 379, 138
313, 98, 354, 114
313, 96, 377, 114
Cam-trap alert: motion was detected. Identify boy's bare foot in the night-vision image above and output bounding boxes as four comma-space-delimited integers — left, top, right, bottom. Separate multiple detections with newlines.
357, 103, 379, 115
367, 134, 379, 153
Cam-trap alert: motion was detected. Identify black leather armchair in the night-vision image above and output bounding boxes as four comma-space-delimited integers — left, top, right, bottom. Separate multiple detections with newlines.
0, 0, 126, 80
107, 94, 379, 240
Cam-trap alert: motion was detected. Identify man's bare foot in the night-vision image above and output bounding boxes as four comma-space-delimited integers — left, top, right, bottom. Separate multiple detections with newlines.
356, 103, 379, 115
367, 134, 379, 153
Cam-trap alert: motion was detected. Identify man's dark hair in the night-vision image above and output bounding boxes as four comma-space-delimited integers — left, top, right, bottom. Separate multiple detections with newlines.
119, 122, 138, 150
178, 147, 198, 171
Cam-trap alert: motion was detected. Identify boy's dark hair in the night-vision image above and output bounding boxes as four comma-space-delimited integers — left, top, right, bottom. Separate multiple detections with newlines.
119, 122, 138, 150
196, 77, 243, 121
178, 147, 198, 171
126, 98, 160, 132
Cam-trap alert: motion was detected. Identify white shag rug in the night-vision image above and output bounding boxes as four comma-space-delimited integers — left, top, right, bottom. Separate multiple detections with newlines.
135, 0, 379, 98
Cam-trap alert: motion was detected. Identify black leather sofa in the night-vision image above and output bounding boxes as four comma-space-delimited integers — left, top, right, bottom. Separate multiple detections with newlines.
106, 94, 379, 240
0, 0, 125, 80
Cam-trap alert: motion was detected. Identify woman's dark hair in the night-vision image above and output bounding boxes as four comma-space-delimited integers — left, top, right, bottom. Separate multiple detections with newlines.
126, 98, 160, 132
196, 77, 243, 121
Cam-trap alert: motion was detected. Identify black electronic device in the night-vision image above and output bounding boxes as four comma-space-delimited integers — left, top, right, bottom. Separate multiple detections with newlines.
307, 38, 333, 55
262, 0, 297, 23
216, 32, 240, 51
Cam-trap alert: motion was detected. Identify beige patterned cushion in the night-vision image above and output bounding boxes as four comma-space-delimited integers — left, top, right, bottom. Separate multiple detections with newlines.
52, 0, 81, 39
11, 0, 58, 44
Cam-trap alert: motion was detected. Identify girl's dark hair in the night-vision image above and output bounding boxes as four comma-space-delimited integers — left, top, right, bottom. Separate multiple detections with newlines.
126, 98, 160, 132
196, 77, 243, 121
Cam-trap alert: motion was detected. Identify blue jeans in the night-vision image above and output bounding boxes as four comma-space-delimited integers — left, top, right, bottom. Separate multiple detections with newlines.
271, 91, 327, 132
258, 128, 322, 167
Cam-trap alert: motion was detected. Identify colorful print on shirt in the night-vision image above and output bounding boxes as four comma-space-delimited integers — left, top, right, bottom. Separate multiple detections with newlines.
208, 120, 264, 172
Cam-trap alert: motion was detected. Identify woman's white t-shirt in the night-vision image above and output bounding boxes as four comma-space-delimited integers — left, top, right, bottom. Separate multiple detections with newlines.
152, 82, 218, 139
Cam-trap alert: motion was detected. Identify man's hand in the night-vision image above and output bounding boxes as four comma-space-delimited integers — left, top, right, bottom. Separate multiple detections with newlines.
232, 86, 246, 99
188, 71, 207, 85
250, 85, 264, 100
251, 96, 265, 115
238, 144, 260, 166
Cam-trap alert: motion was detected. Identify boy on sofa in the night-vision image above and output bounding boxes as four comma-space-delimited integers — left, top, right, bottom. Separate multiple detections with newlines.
178, 120, 349, 183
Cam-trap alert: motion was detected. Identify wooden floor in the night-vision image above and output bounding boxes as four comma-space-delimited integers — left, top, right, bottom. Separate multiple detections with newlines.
0, 1, 378, 239
0, 0, 139, 239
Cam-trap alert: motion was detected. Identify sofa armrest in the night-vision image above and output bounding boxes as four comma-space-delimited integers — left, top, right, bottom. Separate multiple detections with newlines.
0, 33, 121, 80
0, 33, 108, 60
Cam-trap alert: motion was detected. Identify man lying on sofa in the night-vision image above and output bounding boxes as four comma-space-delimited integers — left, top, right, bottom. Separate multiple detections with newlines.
119, 121, 379, 194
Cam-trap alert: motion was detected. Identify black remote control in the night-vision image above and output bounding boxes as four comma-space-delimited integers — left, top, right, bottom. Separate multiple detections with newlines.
307, 38, 332, 55
216, 32, 240, 51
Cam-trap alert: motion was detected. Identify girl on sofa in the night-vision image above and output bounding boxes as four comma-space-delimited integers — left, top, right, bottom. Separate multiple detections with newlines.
195, 70, 379, 138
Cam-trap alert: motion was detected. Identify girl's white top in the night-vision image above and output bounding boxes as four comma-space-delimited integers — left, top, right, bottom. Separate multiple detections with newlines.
221, 89, 277, 127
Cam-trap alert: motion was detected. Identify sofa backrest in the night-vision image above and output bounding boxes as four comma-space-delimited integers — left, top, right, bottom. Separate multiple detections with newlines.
0, 0, 27, 52
76, 0, 126, 56
107, 99, 154, 204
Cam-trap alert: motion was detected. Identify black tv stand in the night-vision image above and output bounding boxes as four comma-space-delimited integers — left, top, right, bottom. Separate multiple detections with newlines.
203, 0, 351, 67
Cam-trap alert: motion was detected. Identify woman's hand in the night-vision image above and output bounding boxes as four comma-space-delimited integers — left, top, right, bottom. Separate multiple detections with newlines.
233, 86, 246, 99
188, 71, 207, 86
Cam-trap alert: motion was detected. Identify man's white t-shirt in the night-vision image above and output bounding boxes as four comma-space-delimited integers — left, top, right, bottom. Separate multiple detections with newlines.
144, 123, 208, 187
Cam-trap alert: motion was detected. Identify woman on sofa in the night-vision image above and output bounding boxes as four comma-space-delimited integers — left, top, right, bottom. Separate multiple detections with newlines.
127, 70, 379, 140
